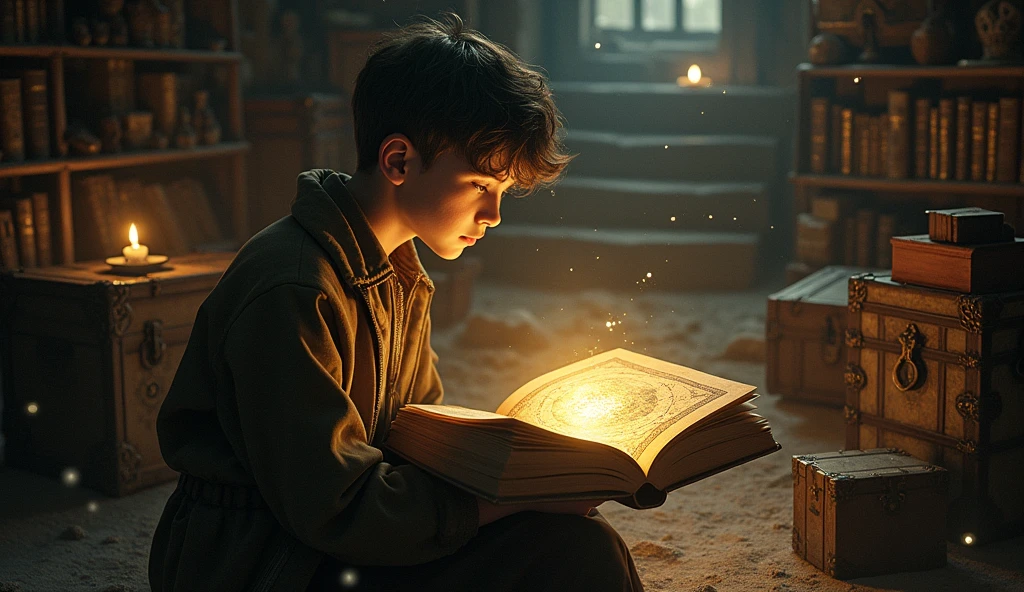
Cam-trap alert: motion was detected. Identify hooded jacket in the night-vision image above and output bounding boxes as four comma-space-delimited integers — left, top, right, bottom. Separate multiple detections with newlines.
149, 170, 479, 592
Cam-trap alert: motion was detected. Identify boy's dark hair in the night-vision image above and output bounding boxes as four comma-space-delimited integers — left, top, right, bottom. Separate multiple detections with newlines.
352, 13, 571, 195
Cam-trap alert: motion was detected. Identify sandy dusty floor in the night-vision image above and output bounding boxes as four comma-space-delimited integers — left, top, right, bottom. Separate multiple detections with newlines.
1, 281, 1022, 591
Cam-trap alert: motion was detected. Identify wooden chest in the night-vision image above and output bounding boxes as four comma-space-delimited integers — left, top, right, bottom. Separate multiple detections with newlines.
845, 273, 1024, 544
767, 266, 874, 406
244, 93, 350, 235
0, 253, 232, 496
792, 448, 948, 579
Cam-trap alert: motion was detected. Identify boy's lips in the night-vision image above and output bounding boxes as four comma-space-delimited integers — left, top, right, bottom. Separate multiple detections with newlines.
460, 236, 478, 245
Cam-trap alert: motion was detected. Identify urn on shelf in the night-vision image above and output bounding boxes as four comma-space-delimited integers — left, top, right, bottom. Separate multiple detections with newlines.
975, 0, 1024, 62
92, 19, 111, 46
911, 1, 956, 64
175, 106, 197, 149
808, 32, 849, 65
193, 91, 221, 145
72, 17, 92, 46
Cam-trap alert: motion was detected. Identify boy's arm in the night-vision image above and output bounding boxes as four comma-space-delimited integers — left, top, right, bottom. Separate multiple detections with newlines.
223, 284, 478, 566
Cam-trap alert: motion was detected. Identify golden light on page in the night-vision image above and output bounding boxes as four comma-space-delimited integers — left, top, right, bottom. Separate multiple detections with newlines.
565, 384, 626, 425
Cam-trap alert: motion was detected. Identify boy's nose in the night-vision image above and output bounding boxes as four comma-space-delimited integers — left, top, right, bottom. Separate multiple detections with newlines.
477, 203, 501, 228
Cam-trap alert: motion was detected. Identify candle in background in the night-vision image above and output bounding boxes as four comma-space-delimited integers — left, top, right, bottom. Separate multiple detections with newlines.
123, 223, 149, 263
676, 64, 712, 88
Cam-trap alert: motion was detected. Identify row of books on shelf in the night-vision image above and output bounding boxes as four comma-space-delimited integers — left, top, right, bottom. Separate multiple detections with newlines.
809, 91, 1024, 183
0, 69, 49, 161
72, 173, 225, 262
795, 194, 926, 269
0, 188, 51, 270
0, 0, 62, 45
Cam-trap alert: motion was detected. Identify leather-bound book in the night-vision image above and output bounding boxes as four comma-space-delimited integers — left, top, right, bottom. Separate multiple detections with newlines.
997, 97, 1020, 182
21, 69, 50, 160
855, 112, 871, 177
840, 108, 854, 175
855, 208, 877, 267
971, 101, 988, 181
137, 73, 178, 137
878, 114, 889, 178
891, 235, 1024, 293
867, 115, 881, 177
23, 0, 37, 41
30, 191, 51, 266
887, 91, 910, 179
955, 96, 971, 181
82, 59, 135, 118
1, 0, 15, 43
986, 101, 999, 182
0, 196, 36, 268
13, 0, 23, 42
914, 98, 930, 179
830, 104, 843, 173
0, 78, 25, 162
928, 106, 939, 179
875, 213, 896, 268
926, 207, 1004, 244
72, 175, 117, 261
796, 213, 837, 266
937, 98, 953, 180
810, 97, 829, 173
0, 210, 18, 270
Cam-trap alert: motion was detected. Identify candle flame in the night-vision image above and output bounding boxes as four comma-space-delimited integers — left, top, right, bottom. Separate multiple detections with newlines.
129, 223, 139, 248
687, 64, 702, 84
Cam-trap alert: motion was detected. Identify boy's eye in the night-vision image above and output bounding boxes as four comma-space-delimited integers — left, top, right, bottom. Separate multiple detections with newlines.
472, 183, 487, 193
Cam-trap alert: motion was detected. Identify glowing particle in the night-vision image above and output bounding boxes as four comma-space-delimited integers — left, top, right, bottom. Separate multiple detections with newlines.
646, 272, 652, 278
722, 90, 727, 94
340, 568, 360, 588
670, 216, 676, 221
708, 214, 713, 219
594, 42, 601, 49
733, 217, 737, 221
962, 534, 975, 546
853, 76, 861, 83
62, 468, 80, 487
596, 256, 600, 260
770, 225, 774, 229
664, 145, 669, 149
25, 402, 39, 415
605, 321, 612, 328
569, 268, 573, 271
87, 501, 99, 513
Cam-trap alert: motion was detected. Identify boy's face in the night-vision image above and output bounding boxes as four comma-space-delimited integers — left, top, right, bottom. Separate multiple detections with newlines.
398, 150, 514, 260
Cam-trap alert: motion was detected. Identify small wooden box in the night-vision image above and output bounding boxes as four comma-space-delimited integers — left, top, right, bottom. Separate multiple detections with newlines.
767, 266, 875, 406
926, 208, 1004, 244
890, 235, 1024, 294
0, 253, 231, 496
846, 273, 1024, 544
792, 448, 948, 579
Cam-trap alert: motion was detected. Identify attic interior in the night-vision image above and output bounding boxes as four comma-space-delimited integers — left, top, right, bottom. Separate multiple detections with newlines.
0, 1, 1023, 590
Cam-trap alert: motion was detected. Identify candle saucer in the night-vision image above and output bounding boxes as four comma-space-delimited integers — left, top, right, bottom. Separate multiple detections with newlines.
105, 254, 170, 274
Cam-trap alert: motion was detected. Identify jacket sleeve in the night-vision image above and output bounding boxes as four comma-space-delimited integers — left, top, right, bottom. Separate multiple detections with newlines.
222, 283, 478, 566
408, 309, 444, 406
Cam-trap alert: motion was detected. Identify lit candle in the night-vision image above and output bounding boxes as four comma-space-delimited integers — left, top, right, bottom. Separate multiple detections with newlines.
676, 64, 712, 88
122, 223, 149, 264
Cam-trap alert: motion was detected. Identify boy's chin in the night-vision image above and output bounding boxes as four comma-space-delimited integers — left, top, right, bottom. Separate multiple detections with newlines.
426, 242, 465, 261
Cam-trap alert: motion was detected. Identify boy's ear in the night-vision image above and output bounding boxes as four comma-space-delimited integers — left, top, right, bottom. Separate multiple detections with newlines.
379, 134, 418, 186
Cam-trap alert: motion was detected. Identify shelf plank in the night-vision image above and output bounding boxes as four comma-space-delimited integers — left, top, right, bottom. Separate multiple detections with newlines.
790, 173, 1024, 198
0, 143, 249, 177
797, 62, 1024, 79
67, 142, 250, 172
0, 44, 242, 63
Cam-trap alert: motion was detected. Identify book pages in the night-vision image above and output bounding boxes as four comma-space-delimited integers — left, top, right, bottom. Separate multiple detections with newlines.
496, 349, 756, 472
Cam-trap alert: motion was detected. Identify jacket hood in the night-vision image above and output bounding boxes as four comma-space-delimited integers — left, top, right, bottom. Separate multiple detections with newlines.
291, 169, 430, 289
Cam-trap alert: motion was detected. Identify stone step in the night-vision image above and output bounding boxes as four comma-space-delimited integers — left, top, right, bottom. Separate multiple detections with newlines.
468, 224, 759, 291
505, 177, 770, 232
563, 130, 778, 182
552, 81, 795, 137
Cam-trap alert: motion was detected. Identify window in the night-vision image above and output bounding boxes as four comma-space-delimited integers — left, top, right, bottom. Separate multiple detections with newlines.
590, 0, 721, 52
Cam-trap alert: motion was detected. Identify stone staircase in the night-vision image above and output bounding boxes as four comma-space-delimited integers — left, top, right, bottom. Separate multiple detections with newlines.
468, 81, 795, 291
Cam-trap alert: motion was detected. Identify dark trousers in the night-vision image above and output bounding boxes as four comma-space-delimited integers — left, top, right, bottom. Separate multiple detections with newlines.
307, 509, 644, 592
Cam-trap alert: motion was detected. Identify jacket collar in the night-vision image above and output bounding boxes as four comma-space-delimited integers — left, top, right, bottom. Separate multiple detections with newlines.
291, 169, 430, 290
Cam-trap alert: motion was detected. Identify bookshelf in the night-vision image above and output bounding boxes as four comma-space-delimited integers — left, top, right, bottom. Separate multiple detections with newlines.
0, 0, 248, 266
789, 62, 1024, 277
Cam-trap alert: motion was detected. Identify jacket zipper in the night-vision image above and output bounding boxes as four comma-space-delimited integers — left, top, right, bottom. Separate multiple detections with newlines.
359, 285, 386, 443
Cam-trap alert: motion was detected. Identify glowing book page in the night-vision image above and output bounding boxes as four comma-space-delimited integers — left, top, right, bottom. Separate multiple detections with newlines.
495, 349, 757, 473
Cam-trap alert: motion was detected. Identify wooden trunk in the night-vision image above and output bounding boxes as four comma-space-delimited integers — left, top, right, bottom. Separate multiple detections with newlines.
845, 272, 1024, 544
0, 253, 231, 496
244, 93, 349, 236
767, 266, 874, 406
792, 448, 947, 579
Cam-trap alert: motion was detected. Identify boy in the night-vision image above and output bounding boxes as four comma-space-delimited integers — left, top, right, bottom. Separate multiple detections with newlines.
149, 13, 643, 592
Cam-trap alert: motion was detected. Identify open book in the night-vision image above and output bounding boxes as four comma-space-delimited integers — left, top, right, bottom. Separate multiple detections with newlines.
385, 348, 781, 509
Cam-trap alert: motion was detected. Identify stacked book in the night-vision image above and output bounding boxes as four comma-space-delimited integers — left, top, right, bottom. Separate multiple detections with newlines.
808, 91, 1024, 183
0, 183, 51, 270
0, 68, 51, 162
891, 207, 1024, 294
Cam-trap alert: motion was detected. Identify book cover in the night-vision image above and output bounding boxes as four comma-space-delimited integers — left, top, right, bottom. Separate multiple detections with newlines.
795, 213, 836, 266
867, 115, 881, 177
0, 209, 18, 270
0, 78, 25, 162
830, 104, 843, 173
1, 196, 36, 268
21, 69, 50, 160
385, 349, 780, 508
137, 72, 178, 137
937, 98, 953, 180
878, 113, 889, 178
840, 108, 854, 175
928, 106, 939, 179
30, 191, 51, 266
997, 97, 1020, 182
986, 101, 999, 182
855, 113, 871, 177
955, 96, 971, 181
887, 91, 910, 179
810, 97, 829, 174
971, 101, 988, 182
914, 98, 930, 179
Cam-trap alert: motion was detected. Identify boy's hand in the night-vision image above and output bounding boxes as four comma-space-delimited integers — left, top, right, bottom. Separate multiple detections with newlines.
476, 498, 603, 526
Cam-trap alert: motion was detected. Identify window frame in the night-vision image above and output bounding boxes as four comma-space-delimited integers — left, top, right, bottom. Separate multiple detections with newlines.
586, 0, 721, 54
